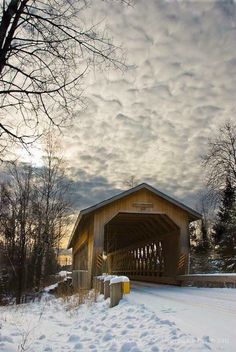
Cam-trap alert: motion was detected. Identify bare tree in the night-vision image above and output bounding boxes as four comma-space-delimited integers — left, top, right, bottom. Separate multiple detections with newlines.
0, 137, 71, 302
0, 163, 35, 303
201, 121, 236, 271
31, 136, 70, 287
123, 175, 139, 189
0, 0, 129, 158
203, 121, 236, 196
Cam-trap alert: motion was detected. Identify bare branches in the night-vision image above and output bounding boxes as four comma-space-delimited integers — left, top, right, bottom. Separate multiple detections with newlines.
0, 0, 127, 159
202, 121, 236, 194
0, 137, 71, 300
123, 175, 139, 189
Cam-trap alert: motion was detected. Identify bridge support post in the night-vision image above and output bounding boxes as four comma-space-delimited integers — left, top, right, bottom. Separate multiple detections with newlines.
104, 280, 110, 299
100, 280, 104, 294
110, 282, 123, 308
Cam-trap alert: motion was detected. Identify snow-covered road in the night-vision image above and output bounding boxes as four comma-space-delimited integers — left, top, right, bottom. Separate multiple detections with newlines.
128, 282, 236, 351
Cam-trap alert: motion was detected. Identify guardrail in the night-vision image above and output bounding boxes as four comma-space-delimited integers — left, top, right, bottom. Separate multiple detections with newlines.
95, 275, 130, 307
177, 274, 236, 288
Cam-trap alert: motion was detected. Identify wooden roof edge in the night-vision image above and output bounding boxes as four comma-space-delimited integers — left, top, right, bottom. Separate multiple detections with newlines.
67, 183, 202, 248
67, 213, 81, 249
80, 183, 202, 220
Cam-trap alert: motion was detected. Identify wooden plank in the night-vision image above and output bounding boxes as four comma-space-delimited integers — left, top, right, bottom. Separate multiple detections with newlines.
107, 237, 162, 256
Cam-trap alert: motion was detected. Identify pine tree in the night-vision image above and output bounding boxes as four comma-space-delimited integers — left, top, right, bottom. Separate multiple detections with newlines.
214, 177, 235, 250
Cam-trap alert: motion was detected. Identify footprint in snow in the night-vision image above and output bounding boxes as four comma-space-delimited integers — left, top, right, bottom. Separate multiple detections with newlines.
39, 334, 46, 340
127, 308, 135, 313
74, 342, 83, 350
151, 346, 159, 352
103, 332, 113, 341
68, 334, 80, 343
124, 315, 136, 320
140, 331, 149, 338
120, 341, 138, 352
159, 319, 175, 326
203, 336, 211, 343
126, 324, 135, 329
59, 322, 69, 327
161, 308, 176, 314
89, 344, 96, 349
121, 329, 128, 335
171, 335, 178, 340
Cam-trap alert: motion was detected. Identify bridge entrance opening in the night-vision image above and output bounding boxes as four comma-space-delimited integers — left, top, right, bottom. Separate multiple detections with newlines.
104, 212, 181, 282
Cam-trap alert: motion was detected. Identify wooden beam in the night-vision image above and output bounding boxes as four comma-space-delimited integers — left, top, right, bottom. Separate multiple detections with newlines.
107, 236, 164, 256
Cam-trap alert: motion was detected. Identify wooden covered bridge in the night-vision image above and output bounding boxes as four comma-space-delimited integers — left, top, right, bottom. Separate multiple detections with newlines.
68, 183, 201, 288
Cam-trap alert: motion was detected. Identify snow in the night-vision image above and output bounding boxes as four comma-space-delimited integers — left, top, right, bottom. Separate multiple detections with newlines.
0, 284, 235, 351
43, 283, 58, 293
103, 275, 117, 282
58, 271, 72, 278
128, 282, 236, 351
180, 273, 236, 276
110, 276, 130, 284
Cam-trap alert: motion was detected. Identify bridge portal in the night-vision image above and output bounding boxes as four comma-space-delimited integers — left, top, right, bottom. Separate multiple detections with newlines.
68, 183, 201, 288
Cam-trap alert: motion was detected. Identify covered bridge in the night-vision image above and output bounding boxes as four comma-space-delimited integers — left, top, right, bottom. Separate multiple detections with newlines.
68, 183, 201, 288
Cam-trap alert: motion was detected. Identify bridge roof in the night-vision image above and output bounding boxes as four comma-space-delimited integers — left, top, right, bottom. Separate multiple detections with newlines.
68, 183, 201, 249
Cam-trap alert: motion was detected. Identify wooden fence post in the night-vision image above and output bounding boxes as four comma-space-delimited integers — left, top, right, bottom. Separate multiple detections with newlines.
104, 280, 110, 299
100, 279, 104, 294
110, 282, 123, 308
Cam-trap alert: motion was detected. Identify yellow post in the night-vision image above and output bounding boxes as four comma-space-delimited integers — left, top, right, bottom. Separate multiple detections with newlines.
122, 281, 130, 294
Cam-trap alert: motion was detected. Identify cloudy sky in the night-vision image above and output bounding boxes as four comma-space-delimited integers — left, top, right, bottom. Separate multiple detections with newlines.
22, 0, 236, 211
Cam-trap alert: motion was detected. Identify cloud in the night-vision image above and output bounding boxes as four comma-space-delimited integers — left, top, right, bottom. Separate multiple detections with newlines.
59, 0, 236, 210
67, 169, 122, 210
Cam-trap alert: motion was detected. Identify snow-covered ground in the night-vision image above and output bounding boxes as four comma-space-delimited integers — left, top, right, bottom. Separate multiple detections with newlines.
128, 282, 236, 351
0, 283, 235, 352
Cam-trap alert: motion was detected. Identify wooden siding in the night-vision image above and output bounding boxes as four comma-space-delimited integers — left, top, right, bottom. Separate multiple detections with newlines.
72, 187, 193, 286
91, 189, 191, 277
94, 189, 189, 248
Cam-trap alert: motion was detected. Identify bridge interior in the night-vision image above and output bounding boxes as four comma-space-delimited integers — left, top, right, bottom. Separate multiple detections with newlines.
104, 212, 182, 281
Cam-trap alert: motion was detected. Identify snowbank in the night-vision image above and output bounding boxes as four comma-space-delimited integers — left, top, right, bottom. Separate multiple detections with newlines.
0, 293, 211, 352
181, 273, 236, 276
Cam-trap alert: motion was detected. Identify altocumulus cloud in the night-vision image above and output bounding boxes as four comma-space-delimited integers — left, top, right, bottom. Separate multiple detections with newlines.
62, 0, 236, 211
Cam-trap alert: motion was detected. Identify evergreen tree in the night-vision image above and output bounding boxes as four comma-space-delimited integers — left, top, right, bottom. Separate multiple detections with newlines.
214, 177, 235, 250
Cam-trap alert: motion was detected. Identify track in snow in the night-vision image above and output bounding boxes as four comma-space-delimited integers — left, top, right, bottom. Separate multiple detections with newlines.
127, 281, 236, 351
